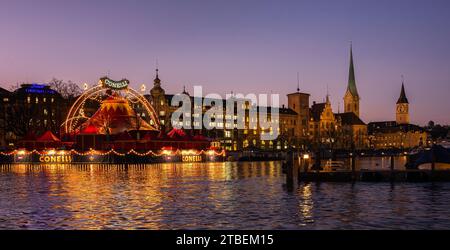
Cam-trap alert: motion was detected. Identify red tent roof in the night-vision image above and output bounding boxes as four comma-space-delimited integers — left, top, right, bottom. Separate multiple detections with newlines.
37, 131, 61, 142
167, 128, 186, 138
80, 124, 98, 134
79, 94, 157, 135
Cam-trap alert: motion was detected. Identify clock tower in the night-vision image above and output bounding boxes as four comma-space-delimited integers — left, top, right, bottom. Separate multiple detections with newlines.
396, 81, 409, 124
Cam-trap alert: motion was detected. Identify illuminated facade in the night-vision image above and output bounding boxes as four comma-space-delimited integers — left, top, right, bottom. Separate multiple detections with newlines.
0, 84, 69, 148
307, 45, 369, 150
146, 69, 306, 151
368, 83, 427, 149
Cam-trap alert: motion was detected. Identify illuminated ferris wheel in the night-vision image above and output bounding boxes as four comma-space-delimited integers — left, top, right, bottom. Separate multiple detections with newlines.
62, 77, 160, 136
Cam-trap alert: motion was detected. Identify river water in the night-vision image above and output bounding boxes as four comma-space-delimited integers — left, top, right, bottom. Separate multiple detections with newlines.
0, 159, 449, 230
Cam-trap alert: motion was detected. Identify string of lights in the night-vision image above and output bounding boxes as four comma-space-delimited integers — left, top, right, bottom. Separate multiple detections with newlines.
0, 149, 226, 157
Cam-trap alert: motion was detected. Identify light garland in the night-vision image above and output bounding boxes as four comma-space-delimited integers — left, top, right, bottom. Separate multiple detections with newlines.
1, 148, 226, 157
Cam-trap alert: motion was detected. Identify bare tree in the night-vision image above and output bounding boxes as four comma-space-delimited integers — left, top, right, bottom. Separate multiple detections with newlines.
9, 82, 26, 91
48, 78, 82, 99
0, 104, 40, 138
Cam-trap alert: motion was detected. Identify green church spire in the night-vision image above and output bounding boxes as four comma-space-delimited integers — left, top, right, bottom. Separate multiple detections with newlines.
347, 43, 359, 97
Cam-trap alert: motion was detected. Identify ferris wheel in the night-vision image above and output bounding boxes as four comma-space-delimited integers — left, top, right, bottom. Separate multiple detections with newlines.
62, 77, 160, 136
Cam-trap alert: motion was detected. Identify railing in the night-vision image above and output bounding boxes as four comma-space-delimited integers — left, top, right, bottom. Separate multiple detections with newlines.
322, 160, 347, 172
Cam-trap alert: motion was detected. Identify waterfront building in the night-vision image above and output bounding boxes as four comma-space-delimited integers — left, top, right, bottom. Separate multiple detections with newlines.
368, 82, 427, 149
337, 45, 368, 149
0, 84, 69, 148
0, 87, 13, 148
286, 89, 311, 146
146, 69, 305, 151
309, 96, 337, 147
307, 45, 368, 150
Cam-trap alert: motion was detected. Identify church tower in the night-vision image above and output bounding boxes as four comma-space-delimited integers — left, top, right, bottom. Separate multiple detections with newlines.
396, 79, 409, 124
343, 44, 360, 117
150, 68, 168, 129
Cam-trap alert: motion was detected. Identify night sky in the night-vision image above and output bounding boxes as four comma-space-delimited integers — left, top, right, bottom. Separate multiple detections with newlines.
1, 0, 449, 125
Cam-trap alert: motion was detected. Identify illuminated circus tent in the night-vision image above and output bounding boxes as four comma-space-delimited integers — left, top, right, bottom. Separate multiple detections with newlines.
80, 93, 156, 135
63, 77, 160, 136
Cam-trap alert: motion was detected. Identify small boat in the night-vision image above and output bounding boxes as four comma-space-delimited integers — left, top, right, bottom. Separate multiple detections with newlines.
407, 144, 450, 170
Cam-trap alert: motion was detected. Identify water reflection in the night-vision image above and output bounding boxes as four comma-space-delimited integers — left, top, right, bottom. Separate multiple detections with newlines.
1, 161, 450, 229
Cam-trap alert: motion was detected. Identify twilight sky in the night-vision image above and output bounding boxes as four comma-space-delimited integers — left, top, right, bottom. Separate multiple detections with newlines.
1, 0, 449, 125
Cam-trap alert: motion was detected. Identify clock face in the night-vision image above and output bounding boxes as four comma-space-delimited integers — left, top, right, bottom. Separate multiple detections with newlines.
397, 104, 407, 113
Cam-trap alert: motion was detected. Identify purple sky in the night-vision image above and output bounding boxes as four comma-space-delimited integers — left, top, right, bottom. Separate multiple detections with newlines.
1, 0, 449, 125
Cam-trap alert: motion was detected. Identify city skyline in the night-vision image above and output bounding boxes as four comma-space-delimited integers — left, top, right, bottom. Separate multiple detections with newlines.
1, 0, 450, 125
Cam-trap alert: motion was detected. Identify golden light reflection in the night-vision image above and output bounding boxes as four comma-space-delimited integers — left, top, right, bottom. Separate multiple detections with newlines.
298, 183, 314, 224
0, 162, 285, 229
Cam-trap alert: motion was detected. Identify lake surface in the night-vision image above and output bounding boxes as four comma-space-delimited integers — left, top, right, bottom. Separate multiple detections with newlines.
1, 159, 450, 230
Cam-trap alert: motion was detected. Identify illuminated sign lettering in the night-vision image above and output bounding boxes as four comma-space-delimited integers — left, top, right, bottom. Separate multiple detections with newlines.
39, 155, 72, 163
100, 77, 129, 90
182, 155, 203, 162
24, 84, 56, 95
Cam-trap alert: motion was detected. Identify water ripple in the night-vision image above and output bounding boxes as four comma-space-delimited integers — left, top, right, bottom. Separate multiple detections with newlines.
0, 161, 450, 229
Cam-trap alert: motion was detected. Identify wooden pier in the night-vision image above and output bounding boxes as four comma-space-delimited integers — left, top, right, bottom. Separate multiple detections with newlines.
283, 151, 450, 184
298, 170, 450, 182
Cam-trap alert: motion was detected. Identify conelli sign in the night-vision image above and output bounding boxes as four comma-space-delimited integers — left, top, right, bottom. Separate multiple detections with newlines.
100, 77, 129, 90
39, 155, 73, 163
